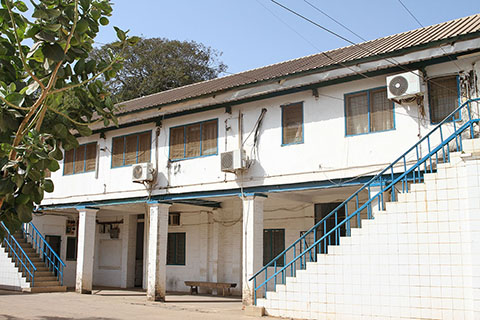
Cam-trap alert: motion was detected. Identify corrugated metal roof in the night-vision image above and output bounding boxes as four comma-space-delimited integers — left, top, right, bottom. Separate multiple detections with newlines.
117, 13, 480, 114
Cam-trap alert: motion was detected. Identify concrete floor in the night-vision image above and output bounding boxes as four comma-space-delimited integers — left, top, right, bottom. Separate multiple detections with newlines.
0, 288, 272, 320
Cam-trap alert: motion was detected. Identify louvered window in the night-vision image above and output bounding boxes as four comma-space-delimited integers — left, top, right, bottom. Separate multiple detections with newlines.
167, 232, 186, 265
345, 87, 394, 135
63, 143, 97, 175
111, 131, 151, 168
263, 229, 285, 267
282, 102, 303, 145
169, 119, 218, 160
428, 76, 460, 123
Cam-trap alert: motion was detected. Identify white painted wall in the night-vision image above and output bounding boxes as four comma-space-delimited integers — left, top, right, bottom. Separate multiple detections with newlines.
42, 57, 480, 206
0, 246, 30, 291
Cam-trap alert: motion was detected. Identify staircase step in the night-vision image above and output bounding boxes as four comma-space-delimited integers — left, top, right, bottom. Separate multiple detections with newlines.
26, 286, 67, 293
35, 276, 58, 282
34, 280, 61, 287
34, 271, 54, 277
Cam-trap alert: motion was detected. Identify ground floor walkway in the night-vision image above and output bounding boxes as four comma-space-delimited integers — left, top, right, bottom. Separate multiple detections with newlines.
0, 288, 268, 320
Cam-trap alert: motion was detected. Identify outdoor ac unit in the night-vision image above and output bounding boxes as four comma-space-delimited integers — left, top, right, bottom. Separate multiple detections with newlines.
220, 149, 246, 173
132, 162, 154, 182
386, 70, 423, 100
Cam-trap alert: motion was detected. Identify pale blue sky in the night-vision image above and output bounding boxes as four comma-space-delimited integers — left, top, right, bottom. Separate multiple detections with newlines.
95, 0, 480, 75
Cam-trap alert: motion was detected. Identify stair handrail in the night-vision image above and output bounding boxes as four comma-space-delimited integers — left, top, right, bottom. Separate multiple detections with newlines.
23, 222, 66, 285
1, 222, 37, 286
250, 97, 480, 303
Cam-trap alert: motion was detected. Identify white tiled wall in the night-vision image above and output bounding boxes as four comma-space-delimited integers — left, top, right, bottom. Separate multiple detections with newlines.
0, 246, 30, 291
257, 139, 480, 319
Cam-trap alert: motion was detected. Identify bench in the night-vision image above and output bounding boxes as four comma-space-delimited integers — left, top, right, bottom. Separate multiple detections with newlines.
184, 281, 237, 296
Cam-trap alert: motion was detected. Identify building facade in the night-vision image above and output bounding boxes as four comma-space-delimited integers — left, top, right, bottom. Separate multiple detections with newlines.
14, 14, 480, 311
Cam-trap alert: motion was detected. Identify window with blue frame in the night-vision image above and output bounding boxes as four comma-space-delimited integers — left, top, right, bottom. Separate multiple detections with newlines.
345, 87, 394, 136
263, 229, 285, 267
167, 232, 186, 265
111, 131, 151, 168
64, 143, 97, 175
169, 119, 218, 160
282, 102, 303, 145
428, 75, 460, 124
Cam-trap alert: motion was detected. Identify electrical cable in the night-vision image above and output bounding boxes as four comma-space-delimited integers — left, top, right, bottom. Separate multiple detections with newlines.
270, 0, 461, 95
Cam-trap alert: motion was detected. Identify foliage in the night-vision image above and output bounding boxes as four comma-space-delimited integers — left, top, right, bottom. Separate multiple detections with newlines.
0, 0, 138, 237
91, 37, 227, 102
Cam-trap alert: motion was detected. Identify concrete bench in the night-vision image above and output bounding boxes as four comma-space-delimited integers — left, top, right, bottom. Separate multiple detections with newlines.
184, 281, 237, 296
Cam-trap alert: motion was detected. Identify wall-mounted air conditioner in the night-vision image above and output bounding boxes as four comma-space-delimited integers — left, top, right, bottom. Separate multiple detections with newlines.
132, 162, 154, 182
386, 70, 423, 100
220, 149, 246, 173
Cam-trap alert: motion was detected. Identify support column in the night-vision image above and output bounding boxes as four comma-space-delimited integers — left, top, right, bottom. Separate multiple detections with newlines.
241, 195, 265, 306
76, 207, 98, 294
208, 209, 219, 294
146, 202, 170, 301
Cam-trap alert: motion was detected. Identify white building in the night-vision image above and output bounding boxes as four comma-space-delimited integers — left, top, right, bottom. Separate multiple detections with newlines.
3, 13, 480, 319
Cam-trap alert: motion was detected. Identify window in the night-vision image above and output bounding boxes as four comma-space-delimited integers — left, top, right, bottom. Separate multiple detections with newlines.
169, 119, 218, 160
63, 143, 97, 175
428, 75, 460, 123
282, 102, 303, 145
168, 212, 180, 226
66, 237, 77, 261
112, 131, 151, 168
263, 229, 285, 266
167, 232, 186, 265
345, 87, 394, 136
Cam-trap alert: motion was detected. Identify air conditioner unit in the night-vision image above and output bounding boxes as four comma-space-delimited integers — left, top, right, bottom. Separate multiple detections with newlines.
132, 162, 154, 182
386, 70, 423, 100
221, 149, 246, 173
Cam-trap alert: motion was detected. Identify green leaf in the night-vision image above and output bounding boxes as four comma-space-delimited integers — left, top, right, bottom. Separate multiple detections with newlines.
42, 43, 65, 61
14, 174, 24, 189
28, 169, 42, 181
47, 159, 59, 172
16, 204, 32, 223
15, 194, 30, 205
75, 124, 92, 136
32, 9, 49, 19
14, 1, 29, 12
48, 144, 63, 161
114, 26, 125, 41
74, 59, 85, 74
45, 9, 61, 18
52, 123, 68, 138
76, 19, 89, 34
43, 179, 54, 193
5, 92, 24, 106
8, 82, 16, 92
99, 17, 109, 26
0, 178, 15, 195
44, 24, 62, 32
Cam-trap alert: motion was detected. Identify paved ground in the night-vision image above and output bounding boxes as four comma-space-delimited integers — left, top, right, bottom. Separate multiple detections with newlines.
0, 289, 272, 320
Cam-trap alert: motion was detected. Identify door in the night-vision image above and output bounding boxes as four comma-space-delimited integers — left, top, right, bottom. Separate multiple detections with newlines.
45, 235, 61, 275
134, 216, 144, 287
314, 203, 345, 252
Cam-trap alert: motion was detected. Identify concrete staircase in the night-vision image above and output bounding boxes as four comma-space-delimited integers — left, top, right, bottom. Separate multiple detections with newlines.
256, 139, 480, 319
5, 231, 67, 293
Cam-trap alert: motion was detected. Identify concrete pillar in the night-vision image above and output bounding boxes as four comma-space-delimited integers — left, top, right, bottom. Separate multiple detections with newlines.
146, 202, 170, 301
207, 209, 219, 294
75, 207, 98, 294
241, 195, 265, 306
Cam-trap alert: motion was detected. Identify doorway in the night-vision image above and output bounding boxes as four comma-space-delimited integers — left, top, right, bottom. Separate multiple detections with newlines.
134, 215, 144, 287
314, 203, 345, 252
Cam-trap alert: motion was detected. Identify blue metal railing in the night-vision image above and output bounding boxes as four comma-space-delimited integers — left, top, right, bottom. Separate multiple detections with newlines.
22, 222, 66, 285
1, 222, 37, 286
250, 98, 480, 304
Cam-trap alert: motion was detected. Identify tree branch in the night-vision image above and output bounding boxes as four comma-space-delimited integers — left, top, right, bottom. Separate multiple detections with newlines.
5, 0, 46, 91
0, 95, 31, 111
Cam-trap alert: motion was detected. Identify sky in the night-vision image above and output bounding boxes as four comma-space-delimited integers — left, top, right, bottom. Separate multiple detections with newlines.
95, 0, 480, 75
